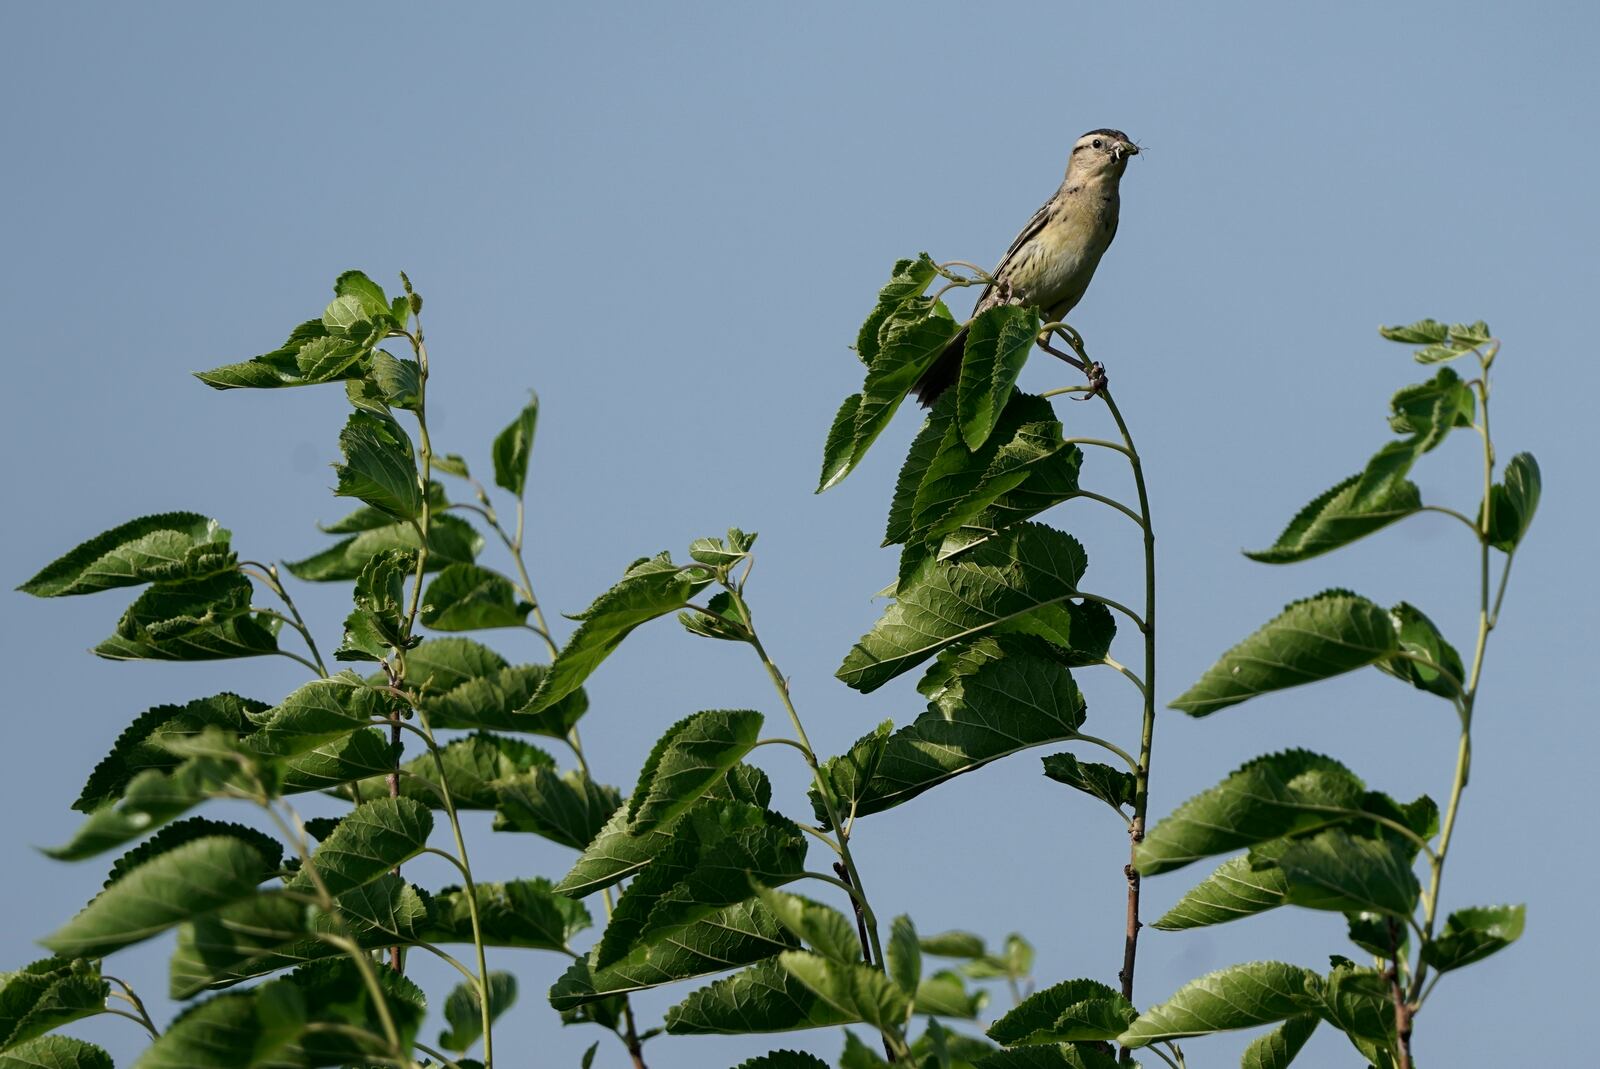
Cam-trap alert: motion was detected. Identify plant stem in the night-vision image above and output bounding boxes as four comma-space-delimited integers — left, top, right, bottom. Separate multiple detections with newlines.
241, 562, 328, 676
1097, 388, 1158, 1055
105, 976, 160, 1038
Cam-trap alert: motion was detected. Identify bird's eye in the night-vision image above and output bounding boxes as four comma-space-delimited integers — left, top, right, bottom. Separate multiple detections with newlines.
1092, 138, 1103, 149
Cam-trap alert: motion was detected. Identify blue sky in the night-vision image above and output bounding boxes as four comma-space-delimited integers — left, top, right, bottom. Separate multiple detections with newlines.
3, 4, 1596, 1066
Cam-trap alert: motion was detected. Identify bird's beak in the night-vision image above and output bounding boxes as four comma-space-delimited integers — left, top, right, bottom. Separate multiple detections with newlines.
1118, 140, 1139, 160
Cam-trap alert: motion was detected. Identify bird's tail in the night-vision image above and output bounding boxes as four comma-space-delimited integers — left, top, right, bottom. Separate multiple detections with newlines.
911, 323, 969, 407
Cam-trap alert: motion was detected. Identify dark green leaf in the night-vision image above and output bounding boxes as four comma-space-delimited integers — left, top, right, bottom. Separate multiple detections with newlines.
369, 349, 420, 410
195, 318, 371, 392
103, 817, 281, 890
551, 897, 797, 1010
492, 395, 539, 497
731, 1053, 832, 1069
523, 553, 714, 714
754, 888, 862, 966
334, 270, 390, 319
1421, 904, 1524, 972
779, 952, 912, 1035
919, 931, 986, 959
75, 693, 264, 812
44, 836, 272, 958
629, 710, 764, 831
439, 972, 515, 1053
1245, 473, 1422, 564
973, 1048, 1120, 1069
680, 591, 751, 642
912, 970, 986, 1020
399, 639, 588, 737
1311, 962, 1393, 1052
820, 637, 1087, 823
333, 410, 420, 521
1116, 962, 1321, 1046
94, 573, 279, 662
1151, 841, 1291, 931
1042, 752, 1135, 813
19, 513, 236, 597
885, 402, 955, 546
1136, 751, 1368, 876
1240, 1014, 1319, 1069
988, 978, 1135, 1045
887, 916, 921, 996
1345, 910, 1408, 959
424, 878, 591, 950
1376, 602, 1464, 699
360, 731, 554, 809
1483, 452, 1541, 552
247, 675, 392, 759
0, 957, 107, 1053
49, 756, 245, 861
666, 957, 857, 1034
1378, 319, 1448, 345
0, 1036, 114, 1069
288, 797, 432, 897
285, 513, 482, 582
1386, 367, 1474, 446
857, 255, 939, 365
838, 524, 1093, 692
956, 306, 1041, 450
319, 482, 447, 534
335, 548, 414, 661
493, 768, 623, 850
1169, 591, 1398, 716
421, 563, 532, 631
1271, 829, 1421, 919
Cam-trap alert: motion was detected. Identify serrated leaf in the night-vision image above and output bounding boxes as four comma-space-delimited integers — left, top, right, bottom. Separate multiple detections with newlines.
680, 591, 750, 642
780, 952, 912, 1035
1483, 452, 1540, 552
279, 728, 400, 794
285, 513, 482, 582
421, 563, 532, 631
733, 1054, 832, 1069
988, 978, 1134, 1045
19, 513, 236, 597
333, 410, 420, 521
551, 897, 797, 1010
1245, 473, 1422, 564
688, 527, 757, 567
0, 958, 108, 1053
887, 916, 921, 996
1310, 962, 1393, 1052
319, 482, 447, 534
818, 636, 1088, 824
75, 693, 265, 812
629, 710, 764, 831
1378, 319, 1448, 345
493, 768, 623, 850
103, 817, 282, 890
247, 675, 391, 760
1240, 1014, 1318, 1069
666, 957, 858, 1034
439, 972, 515, 1053
1386, 367, 1474, 447
288, 797, 432, 897
857, 255, 939, 365
398, 639, 588, 737
424, 878, 591, 950
885, 403, 955, 546
0, 1036, 114, 1069
918, 931, 986, 959
838, 524, 1094, 692
974, 1048, 1122, 1069
195, 318, 371, 392
1117, 962, 1321, 1046
492, 395, 539, 497
1421, 904, 1524, 972
754, 888, 862, 965
1270, 828, 1421, 919
1169, 591, 1398, 716
1136, 751, 1368, 876
1152, 843, 1291, 931
335, 548, 414, 660
49, 756, 246, 861
1376, 601, 1464, 698
44, 836, 272, 958
956, 306, 1040, 450
523, 553, 714, 714
354, 731, 554, 809
94, 573, 280, 662
1042, 752, 1135, 812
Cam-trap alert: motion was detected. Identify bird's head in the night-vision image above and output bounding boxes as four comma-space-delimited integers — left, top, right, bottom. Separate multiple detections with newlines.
1067, 128, 1140, 181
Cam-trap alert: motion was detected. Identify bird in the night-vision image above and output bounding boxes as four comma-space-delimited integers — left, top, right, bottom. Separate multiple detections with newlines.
913, 128, 1139, 405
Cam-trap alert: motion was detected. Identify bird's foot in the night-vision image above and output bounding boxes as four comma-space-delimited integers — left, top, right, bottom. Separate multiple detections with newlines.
1075, 361, 1109, 401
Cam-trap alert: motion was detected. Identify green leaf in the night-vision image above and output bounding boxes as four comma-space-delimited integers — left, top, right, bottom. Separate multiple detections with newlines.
987, 978, 1136, 1045
285, 513, 482, 582
247, 675, 392, 759
1169, 591, 1398, 716
1483, 452, 1541, 552
1420, 904, 1525, 972
754, 888, 862, 965
523, 553, 714, 714
439, 972, 515, 1053
75, 693, 264, 812
195, 318, 371, 391
334, 270, 390, 318
19, 513, 236, 597
399, 639, 588, 737
424, 878, 591, 950
1042, 752, 1135, 813
335, 548, 414, 661
1270, 828, 1421, 919
666, 957, 857, 1034
1151, 842, 1291, 931
491, 394, 539, 497
93, 573, 279, 662
887, 916, 921, 996
421, 563, 532, 631
629, 710, 764, 831
1386, 367, 1475, 447
780, 951, 912, 1035
551, 897, 798, 1010
885, 402, 955, 546
732, 1053, 832, 1069
50, 755, 248, 861
1240, 1014, 1319, 1069
680, 591, 751, 642
917, 931, 986, 960
956, 306, 1041, 450
319, 481, 447, 534
1116, 962, 1321, 1046
1310, 961, 1393, 1054
44, 836, 273, 957
103, 817, 282, 890
819, 637, 1087, 823
369, 349, 421, 410
493, 768, 623, 850
1376, 601, 1464, 699
840, 1029, 891, 1069
820, 298, 960, 491
1136, 750, 1368, 876
0, 1036, 114, 1069
288, 797, 432, 897
353, 731, 554, 809
688, 527, 758, 567
838, 524, 1094, 692
973, 1048, 1121, 1069
1378, 319, 1449, 345
594, 806, 808, 967
0, 957, 108, 1053
857, 255, 938, 364
912, 970, 986, 1020
333, 410, 421, 521
1245, 473, 1422, 564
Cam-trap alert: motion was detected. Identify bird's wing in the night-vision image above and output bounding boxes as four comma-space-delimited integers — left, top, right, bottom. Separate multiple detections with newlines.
973, 193, 1057, 310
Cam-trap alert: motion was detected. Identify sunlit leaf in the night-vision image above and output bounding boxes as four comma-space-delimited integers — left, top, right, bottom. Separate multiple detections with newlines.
333, 410, 420, 521
284, 513, 482, 582
287, 797, 432, 897
19, 513, 236, 598
423, 878, 591, 951
94, 573, 279, 662
1420, 904, 1525, 973
1041, 752, 1134, 813
492, 395, 539, 498
628, 710, 764, 831
1240, 1014, 1319, 1069
0, 1035, 114, 1069
0, 957, 107, 1053
1117, 962, 1321, 1046
988, 978, 1135, 1045
1271, 828, 1421, 919
956, 305, 1040, 451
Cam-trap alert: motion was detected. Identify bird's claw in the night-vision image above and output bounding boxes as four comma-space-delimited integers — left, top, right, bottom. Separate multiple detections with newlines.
1075, 361, 1109, 400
